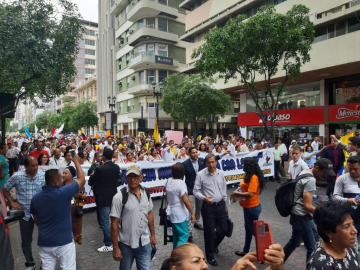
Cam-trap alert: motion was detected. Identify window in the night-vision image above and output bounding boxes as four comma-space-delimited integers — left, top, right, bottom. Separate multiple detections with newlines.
314, 26, 327, 43
147, 70, 155, 84
246, 81, 320, 112
137, 19, 144, 29
147, 44, 155, 56
328, 24, 335, 39
85, 39, 95, 46
158, 18, 167, 32
86, 29, 95, 36
336, 20, 346, 37
158, 44, 168, 57
147, 18, 155, 29
85, 69, 95, 74
139, 71, 145, 84
148, 103, 155, 107
348, 17, 360, 33
159, 70, 167, 82
85, 59, 95, 65
85, 49, 95, 55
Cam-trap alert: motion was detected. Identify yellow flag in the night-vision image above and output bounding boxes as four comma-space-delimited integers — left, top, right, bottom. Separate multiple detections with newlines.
340, 131, 355, 167
153, 117, 159, 143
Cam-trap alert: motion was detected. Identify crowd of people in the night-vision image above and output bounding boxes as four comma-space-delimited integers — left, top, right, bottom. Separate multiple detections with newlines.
0, 131, 360, 270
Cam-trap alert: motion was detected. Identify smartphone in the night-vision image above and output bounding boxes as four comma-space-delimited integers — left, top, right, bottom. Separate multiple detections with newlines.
70, 149, 76, 158
151, 245, 157, 260
254, 220, 274, 262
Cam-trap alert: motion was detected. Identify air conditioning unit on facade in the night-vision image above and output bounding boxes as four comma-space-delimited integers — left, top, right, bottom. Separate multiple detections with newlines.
129, 30, 134, 34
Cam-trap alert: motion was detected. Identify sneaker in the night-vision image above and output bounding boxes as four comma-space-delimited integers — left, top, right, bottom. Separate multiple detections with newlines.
25, 266, 36, 270
97, 245, 113, 252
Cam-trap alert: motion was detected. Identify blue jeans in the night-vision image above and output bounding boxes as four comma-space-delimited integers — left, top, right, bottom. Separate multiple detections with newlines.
243, 204, 262, 253
284, 214, 316, 262
119, 242, 151, 270
98, 206, 111, 246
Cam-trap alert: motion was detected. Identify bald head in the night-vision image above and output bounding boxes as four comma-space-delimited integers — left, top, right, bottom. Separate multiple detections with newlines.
24, 156, 38, 176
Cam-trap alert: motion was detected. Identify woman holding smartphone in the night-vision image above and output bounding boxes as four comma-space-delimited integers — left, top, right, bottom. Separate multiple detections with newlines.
234, 157, 266, 256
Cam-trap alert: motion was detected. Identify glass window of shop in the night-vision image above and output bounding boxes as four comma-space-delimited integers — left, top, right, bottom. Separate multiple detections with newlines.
147, 44, 155, 56
334, 79, 360, 104
246, 81, 320, 112
147, 70, 155, 84
158, 44, 168, 57
248, 125, 319, 147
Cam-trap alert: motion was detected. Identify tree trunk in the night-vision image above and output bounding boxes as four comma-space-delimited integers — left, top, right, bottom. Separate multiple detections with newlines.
194, 120, 198, 138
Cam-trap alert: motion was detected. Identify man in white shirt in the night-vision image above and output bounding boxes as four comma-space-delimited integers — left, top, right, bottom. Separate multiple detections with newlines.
240, 139, 250, 152
311, 136, 321, 152
86, 145, 95, 160
162, 146, 176, 161
49, 149, 65, 166
288, 145, 309, 179
44, 142, 52, 157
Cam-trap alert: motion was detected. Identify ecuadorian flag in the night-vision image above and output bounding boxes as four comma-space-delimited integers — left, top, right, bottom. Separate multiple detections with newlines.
81, 128, 87, 140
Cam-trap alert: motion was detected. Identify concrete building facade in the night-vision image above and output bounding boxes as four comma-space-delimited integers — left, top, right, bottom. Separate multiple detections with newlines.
180, 0, 360, 142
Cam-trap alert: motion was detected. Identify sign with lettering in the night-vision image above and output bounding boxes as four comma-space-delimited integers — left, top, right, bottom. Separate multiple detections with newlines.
238, 106, 324, 126
329, 103, 360, 123
155, 55, 173, 65
19, 149, 273, 209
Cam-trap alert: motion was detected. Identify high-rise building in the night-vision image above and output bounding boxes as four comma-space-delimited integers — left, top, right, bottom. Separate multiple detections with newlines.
55, 19, 98, 113
181, 0, 360, 141
107, 0, 188, 136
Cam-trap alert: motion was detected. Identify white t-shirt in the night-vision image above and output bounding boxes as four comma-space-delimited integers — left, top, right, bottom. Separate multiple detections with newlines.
288, 158, 309, 179
311, 141, 321, 152
166, 178, 189, 223
162, 150, 175, 161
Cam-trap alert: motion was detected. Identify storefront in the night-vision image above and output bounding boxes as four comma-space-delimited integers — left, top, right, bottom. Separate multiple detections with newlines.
238, 106, 325, 144
329, 103, 360, 137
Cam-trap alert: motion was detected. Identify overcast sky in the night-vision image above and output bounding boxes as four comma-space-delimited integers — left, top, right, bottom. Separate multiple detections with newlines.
72, 0, 98, 22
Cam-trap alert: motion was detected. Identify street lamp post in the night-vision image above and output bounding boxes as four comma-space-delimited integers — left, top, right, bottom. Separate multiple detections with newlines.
151, 81, 163, 121
108, 96, 116, 135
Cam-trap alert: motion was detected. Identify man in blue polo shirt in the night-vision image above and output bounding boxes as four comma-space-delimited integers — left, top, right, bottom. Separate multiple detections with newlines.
30, 155, 85, 270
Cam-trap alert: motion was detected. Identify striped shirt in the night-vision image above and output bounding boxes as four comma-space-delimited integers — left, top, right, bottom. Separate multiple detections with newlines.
6, 147, 19, 159
4, 170, 45, 221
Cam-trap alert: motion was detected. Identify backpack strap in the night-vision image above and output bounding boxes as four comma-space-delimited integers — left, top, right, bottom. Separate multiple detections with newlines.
294, 173, 314, 200
121, 187, 128, 215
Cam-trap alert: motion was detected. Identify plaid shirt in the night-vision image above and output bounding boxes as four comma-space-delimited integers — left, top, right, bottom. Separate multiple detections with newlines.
4, 170, 45, 221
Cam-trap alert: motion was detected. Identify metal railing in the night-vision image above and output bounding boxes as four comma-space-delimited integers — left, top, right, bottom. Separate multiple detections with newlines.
129, 24, 178, 36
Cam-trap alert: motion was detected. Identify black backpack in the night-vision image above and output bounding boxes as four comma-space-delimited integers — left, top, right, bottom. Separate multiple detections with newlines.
120, 186, 150, 214
275, 173, 313, 217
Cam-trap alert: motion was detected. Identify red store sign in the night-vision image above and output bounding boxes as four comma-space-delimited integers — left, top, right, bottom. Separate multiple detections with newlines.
329, 103, 360, 123
238, 106, 325, 127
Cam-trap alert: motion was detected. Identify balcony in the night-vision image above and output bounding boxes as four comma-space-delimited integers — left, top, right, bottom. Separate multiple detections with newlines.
128, 25, 178, 46
128, 54, 179, 70
127, 0, 178, 22
110, 0, 128, 16
127, 83, 153, 96
127, 108, 170, 119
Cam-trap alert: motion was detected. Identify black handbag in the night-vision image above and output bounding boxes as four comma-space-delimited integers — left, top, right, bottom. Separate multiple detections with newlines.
158, 180, 168, 226
73, 197, 84, 217
225, 216, 234, 237
282, 154, 289, 161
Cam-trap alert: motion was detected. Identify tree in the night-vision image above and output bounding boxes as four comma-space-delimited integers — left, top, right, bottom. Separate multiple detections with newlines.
0, 0, 84, 117
59, 99, 76, 131
160, 74, 231, 135
192, 5, 314, 142
70, 101, 98, 131
34, 111, 52, 130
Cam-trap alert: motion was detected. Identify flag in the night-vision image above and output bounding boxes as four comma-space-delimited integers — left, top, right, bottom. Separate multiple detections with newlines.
52, 126, 56, 136
338, 131, 355, 176
34, 125, 38, 137
55, 123, 64, 136
81, 128, 87, 140
24, 126, 33, 138
153, 117, 159, 143
105, 130, 110, 137
95, 133, 101, 138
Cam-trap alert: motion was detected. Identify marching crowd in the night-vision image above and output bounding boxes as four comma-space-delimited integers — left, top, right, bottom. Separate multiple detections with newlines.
0, 132, 360, 270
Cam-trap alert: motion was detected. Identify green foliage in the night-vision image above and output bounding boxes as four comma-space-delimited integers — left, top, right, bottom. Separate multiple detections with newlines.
59, 100, 76, 130
34, 111, 53, 130
160, 74, 231, 134
0, 0, 84, 116
70, 101, 98, 130
28, 122, 35, 133
192, 5, 314, 140
19, 127, 25, 133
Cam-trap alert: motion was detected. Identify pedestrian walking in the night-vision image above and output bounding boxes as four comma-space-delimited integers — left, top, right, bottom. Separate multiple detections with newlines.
182, 147, 206, 239
6, 140, 19, 176
234, 157, 266, 257
0, 142, 9, 187
283, 158, 335, 262
30, 155, 85, 270
193, 154, 228, 266
166, 162, 195, 249
89, 148, 120, 252
110, 164, 157, 270
2, 156, 45, 270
